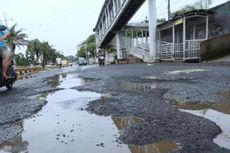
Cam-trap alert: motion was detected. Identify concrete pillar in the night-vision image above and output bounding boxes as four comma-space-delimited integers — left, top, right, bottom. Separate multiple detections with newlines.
172, 24, 175, 60
105, 51, 109, 64
183, 17, 186, 60
205, 16, 209, 40
148, 0, 157, 62
116, 31, 122, 59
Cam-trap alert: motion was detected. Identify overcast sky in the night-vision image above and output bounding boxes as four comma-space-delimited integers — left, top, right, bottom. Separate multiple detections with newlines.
0, 0, 228, 56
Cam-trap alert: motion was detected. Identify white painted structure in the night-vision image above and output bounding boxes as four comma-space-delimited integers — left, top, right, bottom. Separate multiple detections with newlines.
94, 0, 157, 62
94, 1, 209, 63
148, 0, 157, 62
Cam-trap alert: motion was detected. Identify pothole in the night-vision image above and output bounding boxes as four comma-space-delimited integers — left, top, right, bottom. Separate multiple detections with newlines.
171, 101, 230, 149
0, 73, 181, 153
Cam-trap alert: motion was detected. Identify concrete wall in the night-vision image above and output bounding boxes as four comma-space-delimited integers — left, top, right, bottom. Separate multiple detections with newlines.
209, 2, 230, 38
201, 34, 230, 61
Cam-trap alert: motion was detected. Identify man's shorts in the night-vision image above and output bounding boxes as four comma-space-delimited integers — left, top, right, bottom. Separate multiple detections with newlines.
0, 48, 10, 59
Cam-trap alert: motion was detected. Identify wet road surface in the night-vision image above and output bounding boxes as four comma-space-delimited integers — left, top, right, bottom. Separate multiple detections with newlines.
0, 72, 179, 153
1, 63, 230, 153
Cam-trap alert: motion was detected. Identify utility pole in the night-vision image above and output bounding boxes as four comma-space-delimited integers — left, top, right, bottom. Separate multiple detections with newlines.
204, 0, 209, 9
168, 0, 171, 20
84, 44, 88, 64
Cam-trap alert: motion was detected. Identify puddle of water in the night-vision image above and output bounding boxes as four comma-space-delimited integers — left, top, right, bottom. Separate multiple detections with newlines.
0, 74, 180, 153
47, 74, 92, 89
112, 117, 180, 153
57, 74, 85, 89
167, 69, 207, 75
123, 83, 157, 92
172, 102, 230, 149
0, 136, 28, 153
46, 74, 67, 87
171, 102, 230, 115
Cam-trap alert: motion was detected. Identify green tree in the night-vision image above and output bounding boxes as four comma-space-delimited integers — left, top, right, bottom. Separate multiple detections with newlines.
67, 55, 77, 62
15, 53, 29, 66
171, 0, 213, 18
26, 39, 65, 66
26, 39, 42, 64
76, 45, 87, 58
7, 24, 28, 60
77, 34, 96, 58
40, 41, 50, 68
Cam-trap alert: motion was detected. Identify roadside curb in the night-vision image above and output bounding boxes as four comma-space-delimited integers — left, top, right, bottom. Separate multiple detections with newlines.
16, 67, 43, 76
15, 67, 46, 80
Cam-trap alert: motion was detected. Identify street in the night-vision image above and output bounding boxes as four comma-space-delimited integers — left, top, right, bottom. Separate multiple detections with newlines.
0, 63, 230, 153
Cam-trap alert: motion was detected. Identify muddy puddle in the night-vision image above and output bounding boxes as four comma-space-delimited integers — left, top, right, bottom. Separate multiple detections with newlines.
171, 102, 230, 149
0, 74, 180, 153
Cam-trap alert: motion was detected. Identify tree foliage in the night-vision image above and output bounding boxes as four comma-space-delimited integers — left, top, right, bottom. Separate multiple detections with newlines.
7, 24, 28, 62
26, 39, 65, 67
171, 0, 213, 18
15, 53, 29, 66
77, 34, 96, 58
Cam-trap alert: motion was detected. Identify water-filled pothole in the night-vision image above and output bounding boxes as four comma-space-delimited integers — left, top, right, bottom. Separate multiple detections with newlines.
171, 101, 230, 149
0, 74, 180, 153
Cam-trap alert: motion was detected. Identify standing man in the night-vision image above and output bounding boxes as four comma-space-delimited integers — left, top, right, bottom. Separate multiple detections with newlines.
0, 23, 11, 80
56, 57, 62, 69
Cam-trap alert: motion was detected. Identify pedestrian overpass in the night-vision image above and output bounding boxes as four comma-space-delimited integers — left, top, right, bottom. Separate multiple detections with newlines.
94, 0, 157, 62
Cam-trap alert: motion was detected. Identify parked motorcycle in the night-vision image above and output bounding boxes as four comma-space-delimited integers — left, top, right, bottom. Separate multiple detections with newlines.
0, 58, 17, 89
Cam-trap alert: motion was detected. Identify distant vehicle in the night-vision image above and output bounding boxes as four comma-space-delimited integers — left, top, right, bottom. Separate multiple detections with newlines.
98, 55, 105, 66
78, 58, 87, 66
68, 62, 73, 66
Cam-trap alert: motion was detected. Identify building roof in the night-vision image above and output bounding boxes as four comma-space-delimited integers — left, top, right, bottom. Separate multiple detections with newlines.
158, 1, 230, 28
158, 10, 210, 28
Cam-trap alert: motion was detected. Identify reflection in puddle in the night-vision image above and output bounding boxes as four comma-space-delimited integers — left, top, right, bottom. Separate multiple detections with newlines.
171, 102, 230, 115
167, 69, 207, 75
0, 136, 28, 153
123, 83, 157, 92
112, 117, 180, 153
129, 141, 179, 153
113, 117, 143, 130
47, 74, 93, 89
172, 102, 230, 149
46, 74, 67, 87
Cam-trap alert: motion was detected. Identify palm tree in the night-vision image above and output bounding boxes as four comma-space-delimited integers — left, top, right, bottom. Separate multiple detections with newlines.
7, 24, 28, 60
26, 39, 42, 65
